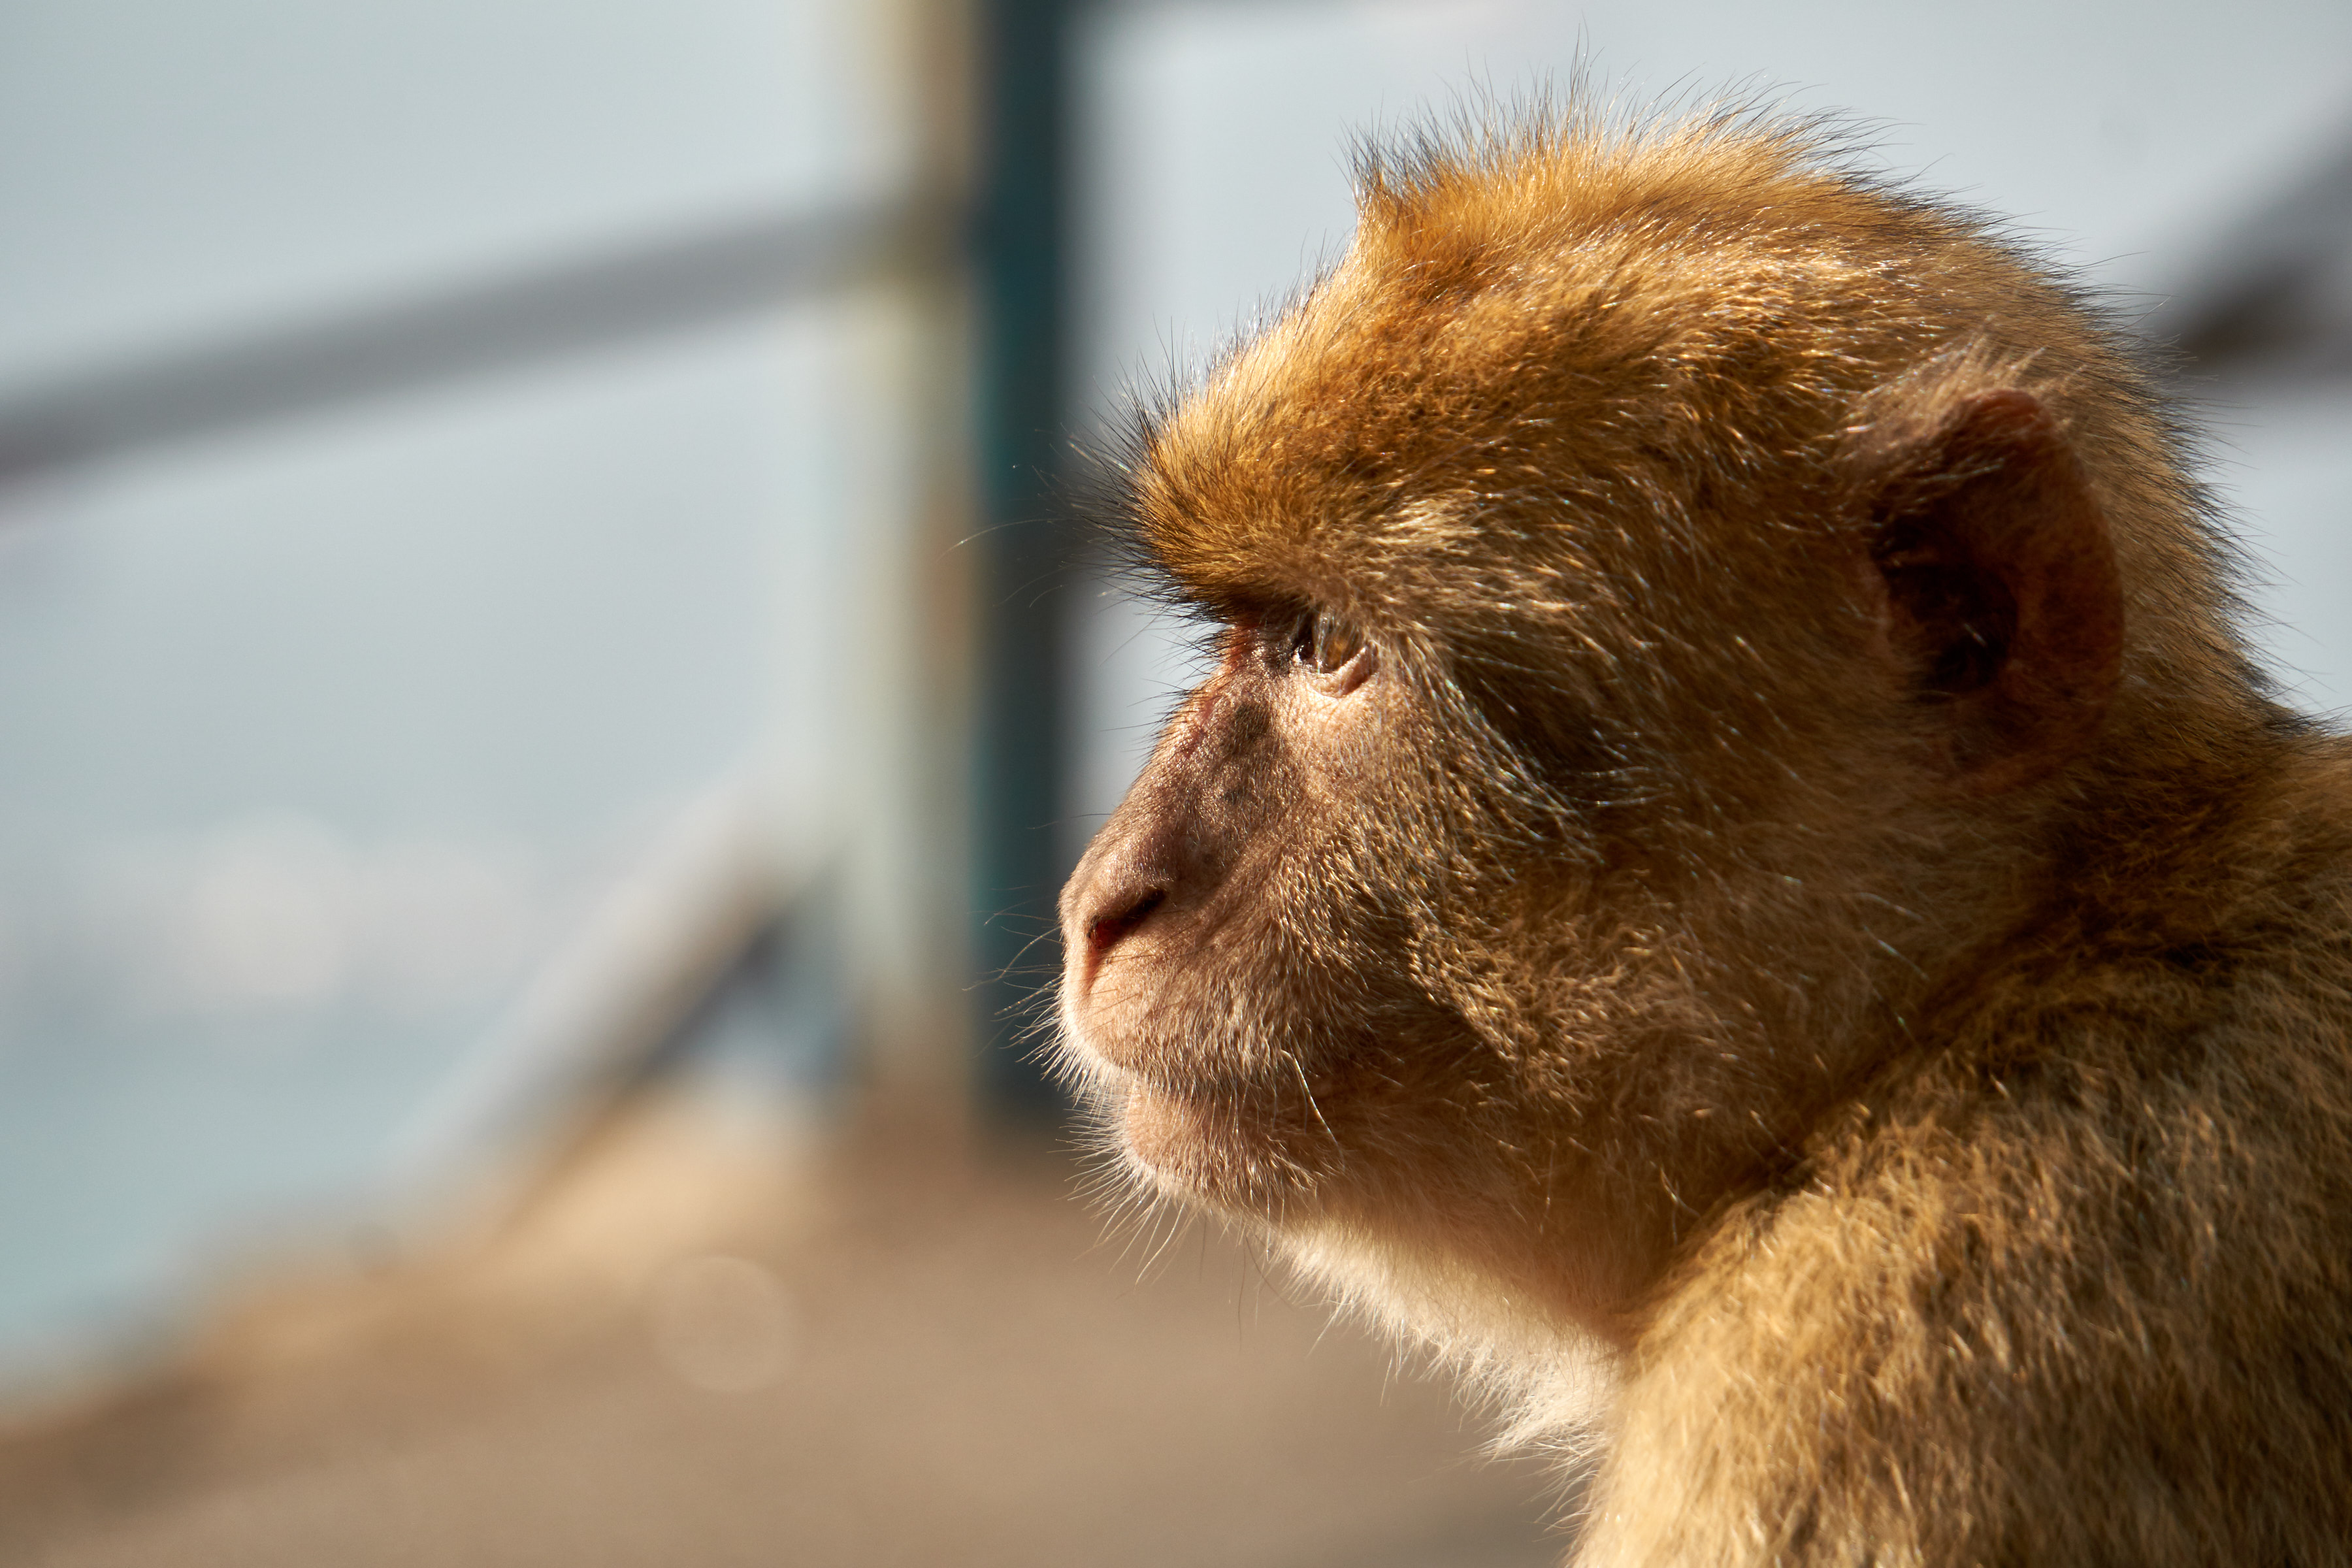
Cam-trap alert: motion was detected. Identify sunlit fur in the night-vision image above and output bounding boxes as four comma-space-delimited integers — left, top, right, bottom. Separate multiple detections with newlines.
1057, 105, 2352, 1564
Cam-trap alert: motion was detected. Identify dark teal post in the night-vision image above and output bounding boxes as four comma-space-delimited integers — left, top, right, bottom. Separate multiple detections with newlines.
972, 0, 1078, 1115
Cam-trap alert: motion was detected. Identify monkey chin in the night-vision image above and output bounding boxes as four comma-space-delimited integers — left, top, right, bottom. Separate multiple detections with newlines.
1058, 1013, 1321, 1218
1114, 1081, 1220, 1190
1109, 1048, 1625, 1429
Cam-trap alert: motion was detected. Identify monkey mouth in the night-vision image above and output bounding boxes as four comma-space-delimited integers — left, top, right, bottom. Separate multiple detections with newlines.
1055, 966, 1360, 1205
1073, 1052, 1347, 1211
1058, 1000, 1332, 1105
1058, 956, 1273, 1085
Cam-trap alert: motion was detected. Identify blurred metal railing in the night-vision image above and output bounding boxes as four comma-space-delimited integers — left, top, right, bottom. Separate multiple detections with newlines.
0, 200, 948, 484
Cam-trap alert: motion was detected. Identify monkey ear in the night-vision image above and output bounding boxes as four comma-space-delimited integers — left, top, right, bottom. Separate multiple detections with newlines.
1862, 389, 2123, 794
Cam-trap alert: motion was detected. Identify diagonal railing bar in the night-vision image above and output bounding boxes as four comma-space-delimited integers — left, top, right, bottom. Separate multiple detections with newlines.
2152, 127, 2352, 380
0, 197, 949, 484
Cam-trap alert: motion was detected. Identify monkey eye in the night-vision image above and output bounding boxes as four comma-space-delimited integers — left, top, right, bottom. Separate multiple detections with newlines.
1286, 608, 1368, 681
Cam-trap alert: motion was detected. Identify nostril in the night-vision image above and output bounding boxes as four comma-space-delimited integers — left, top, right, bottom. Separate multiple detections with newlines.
1086, 887, 1166, 957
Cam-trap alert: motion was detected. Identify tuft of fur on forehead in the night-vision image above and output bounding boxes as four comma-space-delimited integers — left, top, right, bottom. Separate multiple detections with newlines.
1126, 108, 2236, 735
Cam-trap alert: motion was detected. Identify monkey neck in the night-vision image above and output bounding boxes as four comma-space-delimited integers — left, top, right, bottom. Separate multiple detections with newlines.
1558, 696, 2305, 1333
1914, 694, 2306, 1015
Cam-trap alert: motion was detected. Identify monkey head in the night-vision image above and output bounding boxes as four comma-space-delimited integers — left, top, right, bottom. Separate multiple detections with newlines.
1056, 118, 2221, 1352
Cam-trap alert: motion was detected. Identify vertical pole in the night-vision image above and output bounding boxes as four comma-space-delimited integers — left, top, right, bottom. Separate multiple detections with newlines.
971, 0, 1076, 1117
838, 0, 982, 1140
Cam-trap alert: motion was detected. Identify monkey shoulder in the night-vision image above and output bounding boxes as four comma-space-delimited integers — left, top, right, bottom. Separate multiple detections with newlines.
1590, 860, 2352, 1564
1599, 1002, 2352, 1563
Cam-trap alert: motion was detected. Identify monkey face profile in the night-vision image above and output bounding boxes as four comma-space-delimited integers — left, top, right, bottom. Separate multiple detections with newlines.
1056, 111, 2352, 1565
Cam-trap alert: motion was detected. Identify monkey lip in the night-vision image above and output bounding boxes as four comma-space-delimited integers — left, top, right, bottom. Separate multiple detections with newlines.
1062, 1000, 1321, 1105
1060, 913, 1277, 1081
1057, 975, 1157, 1077
1060, 953, 1246, 1079
1100, 1037, 1352, 1158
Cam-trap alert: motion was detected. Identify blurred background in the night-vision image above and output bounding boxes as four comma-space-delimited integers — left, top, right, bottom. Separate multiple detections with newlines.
0, 1, 2344, 1563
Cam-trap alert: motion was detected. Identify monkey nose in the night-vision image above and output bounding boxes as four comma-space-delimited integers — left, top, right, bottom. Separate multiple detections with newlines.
1085, 883, 1167, 959
1062, 834, 1180, 987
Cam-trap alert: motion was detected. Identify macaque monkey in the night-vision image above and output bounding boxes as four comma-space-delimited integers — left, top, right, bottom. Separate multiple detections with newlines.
1056, 110, 2352, 1564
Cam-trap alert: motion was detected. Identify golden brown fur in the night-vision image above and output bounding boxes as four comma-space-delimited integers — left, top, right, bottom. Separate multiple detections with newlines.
1056, 107, 2352, 1565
